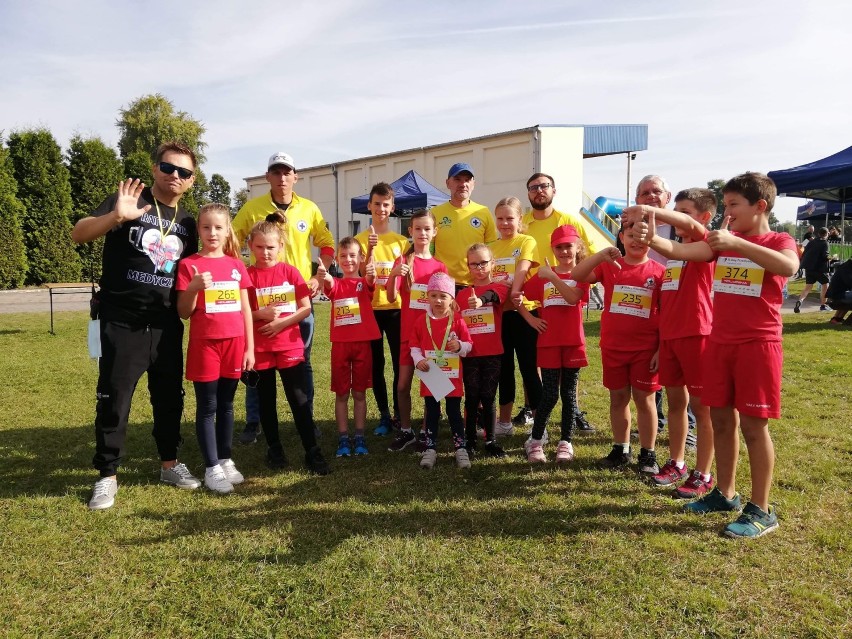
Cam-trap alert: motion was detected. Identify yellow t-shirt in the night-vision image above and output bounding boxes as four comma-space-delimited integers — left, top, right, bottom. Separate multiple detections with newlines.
432, 200, 496, 285
232, 192, 335, 283
489, 234, 539, 310
522, 209, 598, 271
355, 230, 410, 310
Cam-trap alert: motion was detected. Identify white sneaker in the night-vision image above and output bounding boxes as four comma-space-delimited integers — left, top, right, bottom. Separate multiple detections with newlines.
219, 459, 244, 485
204, 465, 234, 494
525, 438, 547, 464
455, 447, 471, 469
88, 477, 118, 510
420, 449, 437, 469
494, 421, 514, 437
555, 440, 575, 464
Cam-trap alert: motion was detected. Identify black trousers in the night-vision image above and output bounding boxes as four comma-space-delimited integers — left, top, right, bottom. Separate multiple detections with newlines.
499, 310, 542, 409
193, 377, 239, 467
370, 309, 401, 417
463, 354, 501, 442
257, 363, 318, 454
93, 319, 185, 477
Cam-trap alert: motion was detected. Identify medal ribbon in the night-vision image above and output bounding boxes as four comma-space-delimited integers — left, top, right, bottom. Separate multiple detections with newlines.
426, 312, 453, 364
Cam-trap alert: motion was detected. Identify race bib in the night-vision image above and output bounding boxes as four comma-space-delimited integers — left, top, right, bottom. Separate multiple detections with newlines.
205, 281, 241, 314
492, 257, 515, 283
409, 283, 429, 310
609, 284, 652, 318
462, 306, 496, 334
334, 297, 361, 326
713, 257, 764, 297
662, 260, 684, 292
256, 284, 296, 313
543, 280, 577, 307
375, 261, 393, 287
425, 349, 460, 379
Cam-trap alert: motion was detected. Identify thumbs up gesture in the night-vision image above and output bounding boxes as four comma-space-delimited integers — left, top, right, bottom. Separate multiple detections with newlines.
538, 257, 557, 282
707, 215, 737, 251
189, 264, 213, 291
468, 286, 482, 309
365, 252, 377, 282
367, 224, 378, 254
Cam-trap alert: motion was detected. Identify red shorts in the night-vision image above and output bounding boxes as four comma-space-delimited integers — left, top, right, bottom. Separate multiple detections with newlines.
331, 340, 373, 394
601, 347, 660, 392
658, 335, 707, 397
537, 344, 588, 369
254, 348, 304, 371
186, 337, 244, 382
702, 341, 782, 419
399, 340, 414, 367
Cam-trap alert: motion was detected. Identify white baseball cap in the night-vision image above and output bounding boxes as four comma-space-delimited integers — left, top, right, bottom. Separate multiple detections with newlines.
267, 152, 295, 170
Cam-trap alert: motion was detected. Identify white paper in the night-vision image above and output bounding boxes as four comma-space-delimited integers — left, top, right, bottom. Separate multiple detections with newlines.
413, 363, 454, 401
87, 319, 101, 359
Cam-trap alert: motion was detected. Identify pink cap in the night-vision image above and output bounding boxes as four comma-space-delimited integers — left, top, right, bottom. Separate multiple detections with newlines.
551, 224, 581, 246
427, 272, 456, 298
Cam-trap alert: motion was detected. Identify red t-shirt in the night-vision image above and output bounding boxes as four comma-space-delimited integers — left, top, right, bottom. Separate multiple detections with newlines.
176, 254, 250, 340
523, 272, 589, 348
594, 258, 664, 352
247, 262, 310, 354
456, 282, 509, 356
410, 312, 472, 397
659, 248, 714, 341
710, 231, 797, 344
327, 277, 380, 343
397, 256, 448, 343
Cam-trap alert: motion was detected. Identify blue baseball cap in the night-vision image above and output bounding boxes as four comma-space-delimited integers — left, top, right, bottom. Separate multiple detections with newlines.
448, 162, 475, 178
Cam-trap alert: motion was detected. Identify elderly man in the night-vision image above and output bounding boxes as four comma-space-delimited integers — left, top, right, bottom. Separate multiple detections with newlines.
231, 152, 336, 446
72, 141, 202, 510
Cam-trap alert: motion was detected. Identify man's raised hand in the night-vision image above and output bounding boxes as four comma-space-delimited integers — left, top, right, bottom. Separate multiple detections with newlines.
114, 178, 151, 224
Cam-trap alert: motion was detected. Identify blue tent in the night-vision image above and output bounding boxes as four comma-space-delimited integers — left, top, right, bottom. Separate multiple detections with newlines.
796, 200, 844, 222
351, 170, 448, 216
768, 146, 852, 202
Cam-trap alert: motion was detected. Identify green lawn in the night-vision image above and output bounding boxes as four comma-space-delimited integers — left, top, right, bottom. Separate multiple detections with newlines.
1, 303, 850, 638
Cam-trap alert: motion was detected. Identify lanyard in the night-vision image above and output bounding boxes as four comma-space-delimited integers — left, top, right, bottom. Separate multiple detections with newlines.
426, 312, 453, 365
153, 199, 177, 240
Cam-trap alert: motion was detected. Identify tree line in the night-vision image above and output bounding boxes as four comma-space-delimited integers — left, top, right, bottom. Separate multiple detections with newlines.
0, 94, 248, 288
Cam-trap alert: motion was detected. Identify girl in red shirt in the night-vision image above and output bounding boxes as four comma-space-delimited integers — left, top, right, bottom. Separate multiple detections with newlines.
177, 203, 254, 494
246, 214, 329, 475
456, 244, 509, 459
521, 225, 589, 464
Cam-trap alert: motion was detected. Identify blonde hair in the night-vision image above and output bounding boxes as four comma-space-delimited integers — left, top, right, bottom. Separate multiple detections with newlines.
495, 196, 527, 234
467, 243, 492, 259
198, 203, 241, 259
247, 211, 291, 261
405, 209, 437, 289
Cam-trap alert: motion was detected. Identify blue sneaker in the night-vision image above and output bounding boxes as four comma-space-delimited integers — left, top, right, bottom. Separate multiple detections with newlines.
682, 486, 742, 514
335, 436, 352, 458
373, 414, 392, 436
353, 435, 369, 456
723, 502, 779, 539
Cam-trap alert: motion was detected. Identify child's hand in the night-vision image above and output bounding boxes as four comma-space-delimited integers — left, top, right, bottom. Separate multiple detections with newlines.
259, 317, 285, 337
390, 262, 410, 278
634, 209, 656, 245
649, 350, 659, 373
599, 247, 622, 270
446, 339, 461, 353
316, 262, 329, 282
368, 225, 378, 253
621, 205, 650, 227
189, 265, 213, 291
468, 287, 482, 309
255, 305, 277, 322
707, 216, 738, 251
416, 360, 430, 372
365, 253, 376, 278
242, 350, 255, 372
527, 316, 548, 334
538, 257, 558, 282
511, 291, 524, 307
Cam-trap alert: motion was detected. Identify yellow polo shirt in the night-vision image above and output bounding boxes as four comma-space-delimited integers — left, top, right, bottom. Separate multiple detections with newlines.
522, 209, 598, 270
355, 230, 410, 310
432, 200, 496, 285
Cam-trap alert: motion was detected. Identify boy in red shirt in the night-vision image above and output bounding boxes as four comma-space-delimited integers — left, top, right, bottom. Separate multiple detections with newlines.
624, 189, 717, 498
410, 272, 473, 469
643, 172, 798, 538
318, 237, 380, 458
571, 224, 665, 476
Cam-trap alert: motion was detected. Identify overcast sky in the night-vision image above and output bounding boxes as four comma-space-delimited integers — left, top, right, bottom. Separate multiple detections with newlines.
2, 0, 849, 222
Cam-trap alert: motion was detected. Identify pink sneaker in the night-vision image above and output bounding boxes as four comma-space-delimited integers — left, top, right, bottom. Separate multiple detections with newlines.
652, 459, 689, 486
674, 471, 714, 499
524, 438, 547, 464
555, 440, 574, 464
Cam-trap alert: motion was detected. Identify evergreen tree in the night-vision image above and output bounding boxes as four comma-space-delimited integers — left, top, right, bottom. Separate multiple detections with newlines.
233, 187, 249, 214
7, 128, 81, 284
67, 135, 124, 282
208, 173, 231, 206
0, 142, 28, 288
117, 94, 207, 163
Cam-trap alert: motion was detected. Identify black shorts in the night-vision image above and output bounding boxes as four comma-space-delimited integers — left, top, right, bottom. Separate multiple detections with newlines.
805, 270, 829, 285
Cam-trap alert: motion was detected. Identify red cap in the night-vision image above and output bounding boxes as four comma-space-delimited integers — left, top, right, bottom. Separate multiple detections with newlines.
550, 224, 580, 247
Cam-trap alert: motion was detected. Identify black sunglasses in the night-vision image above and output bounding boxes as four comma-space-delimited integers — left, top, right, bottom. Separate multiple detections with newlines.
158, 161, 194, 180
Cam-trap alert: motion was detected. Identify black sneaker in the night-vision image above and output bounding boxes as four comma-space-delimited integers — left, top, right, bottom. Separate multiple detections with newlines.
266, 446, 288, 469
601, 444, 631, 468
512, 406, 534, 426
239, 422, 260, 445
414, 431, 428, 454
484, 440, 507, 458
574, 411, 596, 434
388, 429, 416, 452
637, 448, 659, 475
305, 446, 330, 475
794, 299, 801, 313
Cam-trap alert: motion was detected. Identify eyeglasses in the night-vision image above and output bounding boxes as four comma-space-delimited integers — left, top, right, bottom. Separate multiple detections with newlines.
468, 260, 491, 269
527, 183, 552, 192
158, 161, 194, 180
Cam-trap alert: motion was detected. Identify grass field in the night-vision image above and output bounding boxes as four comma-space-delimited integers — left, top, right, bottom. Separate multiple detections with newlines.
1, 298, 850, 638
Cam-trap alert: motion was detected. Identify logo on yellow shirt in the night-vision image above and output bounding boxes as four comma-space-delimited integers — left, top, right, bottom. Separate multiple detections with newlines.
470, 217, 482, 229
440, 216, 452, 228
296, 220, 308, 232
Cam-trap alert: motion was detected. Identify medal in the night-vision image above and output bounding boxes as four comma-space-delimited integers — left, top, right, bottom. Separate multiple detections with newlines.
426, 312, 453, 367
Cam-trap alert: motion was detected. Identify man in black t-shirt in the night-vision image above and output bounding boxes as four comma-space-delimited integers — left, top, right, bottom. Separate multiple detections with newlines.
794, 226, 831, 313
72, 141, 201, 510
